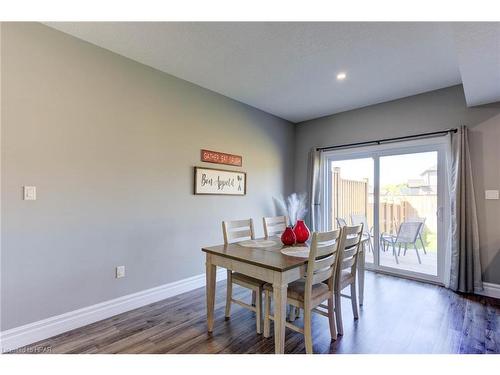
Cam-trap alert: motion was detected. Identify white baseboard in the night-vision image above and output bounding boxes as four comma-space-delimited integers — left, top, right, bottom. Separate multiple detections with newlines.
0, 269, 227, 352
475, 282, 500, 299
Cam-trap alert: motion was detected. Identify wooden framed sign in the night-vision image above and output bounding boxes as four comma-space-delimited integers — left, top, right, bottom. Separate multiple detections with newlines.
194, 167, 246, 196
201, 149, 242, 167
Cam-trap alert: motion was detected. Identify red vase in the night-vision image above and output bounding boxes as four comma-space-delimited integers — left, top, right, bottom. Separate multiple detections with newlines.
293, 220, 310, 243
281, 226, 296, 246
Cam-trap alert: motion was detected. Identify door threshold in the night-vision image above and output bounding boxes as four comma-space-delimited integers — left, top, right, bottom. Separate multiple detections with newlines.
365, 268, 444, 286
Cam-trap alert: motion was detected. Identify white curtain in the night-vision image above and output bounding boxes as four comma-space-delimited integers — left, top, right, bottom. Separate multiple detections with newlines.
307, 148, 322, 232
448, 126, 483, 293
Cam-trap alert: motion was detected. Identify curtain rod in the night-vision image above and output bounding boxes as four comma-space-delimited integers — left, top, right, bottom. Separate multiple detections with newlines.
316, 128, 458, 152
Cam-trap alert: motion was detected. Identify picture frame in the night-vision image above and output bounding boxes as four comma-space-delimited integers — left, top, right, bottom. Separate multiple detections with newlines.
194, 166, 246, 196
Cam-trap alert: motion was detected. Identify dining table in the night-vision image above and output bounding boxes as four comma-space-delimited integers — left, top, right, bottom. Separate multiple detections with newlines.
201, 235, 367, 354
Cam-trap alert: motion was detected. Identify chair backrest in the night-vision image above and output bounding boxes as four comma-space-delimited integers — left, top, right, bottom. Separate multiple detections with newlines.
222, 219, 255, 244
406, 217, 426, 235
336, 217, 347, 228
395, 221, 423, 243
263, 215, 288, 237
304, 228, 343, 298
350, 214, 370, 235
335, 224, 364, 285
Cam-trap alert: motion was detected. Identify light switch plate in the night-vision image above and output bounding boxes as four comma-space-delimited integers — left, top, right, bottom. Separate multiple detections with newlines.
23, 186, 36, 200
485, 190, 499, 200
116, 266, 125, 279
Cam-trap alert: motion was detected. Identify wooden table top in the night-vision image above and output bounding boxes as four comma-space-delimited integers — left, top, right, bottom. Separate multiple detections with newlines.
202, 237, 308, 272
202, 234, 368, 272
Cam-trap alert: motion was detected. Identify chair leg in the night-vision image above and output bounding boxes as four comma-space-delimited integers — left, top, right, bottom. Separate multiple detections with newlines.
420, 234, 427, 254
263, 290, 271, 338
304, 307, 313, 354
328, 297, 337, 340
350, 283, 359, 319
255, 287, 262, 334
414, 244, 422, 264
225, 270, 232, 320
392, 243, 399, 264
251, 291, 257, 307
334, 291, 343, 336
404, 243, 408, 256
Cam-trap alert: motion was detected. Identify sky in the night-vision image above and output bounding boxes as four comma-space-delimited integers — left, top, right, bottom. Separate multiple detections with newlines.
331, 151, 437, 187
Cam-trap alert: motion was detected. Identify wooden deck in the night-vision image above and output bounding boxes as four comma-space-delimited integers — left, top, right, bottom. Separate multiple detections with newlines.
10, 272, 499, 354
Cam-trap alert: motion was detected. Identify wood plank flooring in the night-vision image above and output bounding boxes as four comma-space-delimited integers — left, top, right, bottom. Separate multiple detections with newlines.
11, 272, 500, 354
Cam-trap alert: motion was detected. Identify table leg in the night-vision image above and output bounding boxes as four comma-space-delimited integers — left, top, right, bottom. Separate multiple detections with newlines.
358, 245, 365, 306
206, 254, 217, 332
273, 274, 288, 354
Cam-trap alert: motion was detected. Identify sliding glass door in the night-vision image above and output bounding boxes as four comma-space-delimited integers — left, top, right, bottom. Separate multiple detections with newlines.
378, 151, 439, 276
322, 139, 447, 284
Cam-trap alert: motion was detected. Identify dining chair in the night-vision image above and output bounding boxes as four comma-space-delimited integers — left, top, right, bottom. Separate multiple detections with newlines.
222, 219, 266, 334
263, 215, 288, 237
263, 215, 303, 322
380, 221, 424, 264
334, 223, 364, 336
350, 214, 373, 253
336, 217, 347, 228
263, 228, 343, 354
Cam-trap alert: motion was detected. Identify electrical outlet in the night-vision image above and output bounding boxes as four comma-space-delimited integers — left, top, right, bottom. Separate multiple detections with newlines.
115, 266, 125, 279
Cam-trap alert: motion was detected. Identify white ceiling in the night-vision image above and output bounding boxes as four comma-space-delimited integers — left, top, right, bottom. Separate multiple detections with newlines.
45, 22, 500, 123
452, 22, 500, 107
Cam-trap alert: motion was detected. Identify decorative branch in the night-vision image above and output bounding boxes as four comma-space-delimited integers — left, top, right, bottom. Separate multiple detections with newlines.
274, 193, 308, 227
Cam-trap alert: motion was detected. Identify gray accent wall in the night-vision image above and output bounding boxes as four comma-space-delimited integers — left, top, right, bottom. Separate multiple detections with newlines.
2, 23, 500, 333
295, 85, 500, 284
0, 23, 295, 330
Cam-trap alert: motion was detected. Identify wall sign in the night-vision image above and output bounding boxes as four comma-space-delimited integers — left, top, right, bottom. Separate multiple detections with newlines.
201, 149, 242, 167
194, 167, 246, 195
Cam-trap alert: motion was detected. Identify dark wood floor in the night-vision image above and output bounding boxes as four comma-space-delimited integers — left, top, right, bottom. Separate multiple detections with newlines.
13, 272, 500, 354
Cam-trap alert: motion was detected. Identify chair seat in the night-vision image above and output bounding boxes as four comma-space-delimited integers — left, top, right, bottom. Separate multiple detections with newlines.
231, 272, 266, 288
380, 233, 396, 242
339, 270, 355, 289
264, 280, 330, 302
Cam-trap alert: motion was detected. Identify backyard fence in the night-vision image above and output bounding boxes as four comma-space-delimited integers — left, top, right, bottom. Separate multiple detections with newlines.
332, 167, 368, 226
332, 168, 437, 234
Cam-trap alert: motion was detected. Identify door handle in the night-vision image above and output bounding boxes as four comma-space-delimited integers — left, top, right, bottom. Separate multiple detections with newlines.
436, 206, 443, 222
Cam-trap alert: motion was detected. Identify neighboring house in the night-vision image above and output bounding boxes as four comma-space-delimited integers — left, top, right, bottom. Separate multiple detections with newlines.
421, 165, 438, 188
380, 165, 437, 196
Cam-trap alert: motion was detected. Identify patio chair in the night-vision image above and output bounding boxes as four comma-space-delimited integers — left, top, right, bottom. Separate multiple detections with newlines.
350, 214, 373, 253
380, 221, 424, 265
406, 217, 427, 254
380, 217, 400, 252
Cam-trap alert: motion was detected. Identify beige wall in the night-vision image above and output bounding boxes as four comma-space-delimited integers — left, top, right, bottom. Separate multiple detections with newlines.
295, 85, 500, 284
468, 113, 500, 285
0, 23, 295, 330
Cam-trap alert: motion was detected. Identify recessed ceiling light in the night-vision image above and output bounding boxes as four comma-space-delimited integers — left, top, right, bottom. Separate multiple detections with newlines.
336, 72, 347, 81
